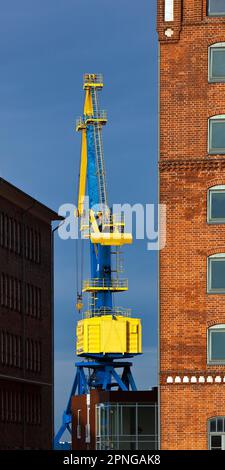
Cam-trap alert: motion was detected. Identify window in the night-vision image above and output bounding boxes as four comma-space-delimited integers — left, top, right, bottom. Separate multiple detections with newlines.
208, 186, 225, 223
24, 226, 41, 263
208, 254, 225, 293
0, 273, 22, 312
208, 0, 225, 16
96, 403, 158, 450
164, 0, 174, 21
25, 338, 41, 373
0, 389, 22, 424
25, 283, 41, 319
208, 116, 225, 154
208, 325, 225, 363
0, 331, 22, 368
0, 212, 21, 255
209, 417, 225, 450
209, 43, 225, 82
25, 392, 41, 425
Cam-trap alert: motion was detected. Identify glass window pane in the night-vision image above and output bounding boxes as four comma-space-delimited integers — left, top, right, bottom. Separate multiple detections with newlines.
119, 441, 136, 450
208, 0, 225, 15
138, 406, 155, 436
211, 331, 225, 360
108, 406, 118, 436
211, 49, 225, 80
122, 406, 136, 436
210, 259, 225, 290
217, 418, 223, 432
210, 419, 217, 432
210, 191, 225, 220
138, 441, 157, 450
211, 435, 222, 450
210, 120, 225, 153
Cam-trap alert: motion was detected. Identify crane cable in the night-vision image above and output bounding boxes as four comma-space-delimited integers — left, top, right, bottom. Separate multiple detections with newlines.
75, 170, 84, 313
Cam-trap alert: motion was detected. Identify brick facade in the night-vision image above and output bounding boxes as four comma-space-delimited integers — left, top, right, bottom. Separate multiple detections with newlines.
158, 0, 225, 449
0, 179, 62, 449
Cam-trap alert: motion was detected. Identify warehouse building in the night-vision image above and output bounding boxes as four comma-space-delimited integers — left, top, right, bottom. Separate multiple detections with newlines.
72, 388, 158, 450
158, 0, 225, 450
0, 178, 62, 449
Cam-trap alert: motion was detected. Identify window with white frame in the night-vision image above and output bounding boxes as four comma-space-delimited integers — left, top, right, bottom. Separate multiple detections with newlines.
207, 186, 225, 223
208, 0, 225, 16
209, 417, 225, 450
208, 325, 225, 363
208, 116, 225, 154
207, 254, 225, 293
209, 43, 225, 82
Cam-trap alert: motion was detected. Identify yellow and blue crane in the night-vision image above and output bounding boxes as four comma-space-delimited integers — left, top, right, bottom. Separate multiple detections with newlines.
54, 74, 142, 448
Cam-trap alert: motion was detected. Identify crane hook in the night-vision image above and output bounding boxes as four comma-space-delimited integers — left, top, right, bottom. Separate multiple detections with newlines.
76, 293, 83, 312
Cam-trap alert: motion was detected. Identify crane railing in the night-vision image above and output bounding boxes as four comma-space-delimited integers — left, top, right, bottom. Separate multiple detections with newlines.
83, 278, 128, 292
83, 73, 104, 88
76, 112, 107, 131
83, 307, 132, 319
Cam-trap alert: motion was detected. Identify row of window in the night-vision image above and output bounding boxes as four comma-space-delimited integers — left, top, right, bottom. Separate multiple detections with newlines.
0, 331, 42, 373
0, 273, 42, 319
0, 212, 41, 263
0, 389, 41, 425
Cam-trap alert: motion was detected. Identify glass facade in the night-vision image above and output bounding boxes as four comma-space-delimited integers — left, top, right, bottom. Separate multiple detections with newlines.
208, 0, 225, 16
209, 418, 225, 449
96, 403, 158, 450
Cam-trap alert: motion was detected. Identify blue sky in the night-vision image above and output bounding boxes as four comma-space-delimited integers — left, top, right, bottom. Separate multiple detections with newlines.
0, 0, 158, 433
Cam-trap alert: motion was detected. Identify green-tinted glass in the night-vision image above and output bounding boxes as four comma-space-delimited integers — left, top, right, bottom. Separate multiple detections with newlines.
210, 120, 225, 152
211, 191, 225, 219
211, 331, 225, 360
211, 49, 225, 79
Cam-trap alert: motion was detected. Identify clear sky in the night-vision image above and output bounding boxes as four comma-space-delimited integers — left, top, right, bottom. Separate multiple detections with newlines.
0, 0, 158, 433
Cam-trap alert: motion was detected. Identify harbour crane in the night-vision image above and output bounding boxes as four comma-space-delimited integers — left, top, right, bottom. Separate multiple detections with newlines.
54, 74, 142, 449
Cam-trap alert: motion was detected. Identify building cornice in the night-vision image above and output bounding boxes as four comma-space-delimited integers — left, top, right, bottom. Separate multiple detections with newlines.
159, 158, 225, 172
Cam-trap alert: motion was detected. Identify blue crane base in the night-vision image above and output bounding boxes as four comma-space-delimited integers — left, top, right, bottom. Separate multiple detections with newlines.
54, 359, 137, 449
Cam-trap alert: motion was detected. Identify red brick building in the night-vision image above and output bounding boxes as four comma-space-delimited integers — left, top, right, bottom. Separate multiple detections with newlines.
158, 0, 225, 450
0, 178, 62, 449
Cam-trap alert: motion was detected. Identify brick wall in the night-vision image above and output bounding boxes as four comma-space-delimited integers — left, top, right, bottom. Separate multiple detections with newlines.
158, 0, 225, 449
160, 385, 225, 450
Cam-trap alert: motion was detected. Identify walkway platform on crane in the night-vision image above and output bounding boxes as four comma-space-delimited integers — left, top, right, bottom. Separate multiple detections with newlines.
82, 278, 128, 292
